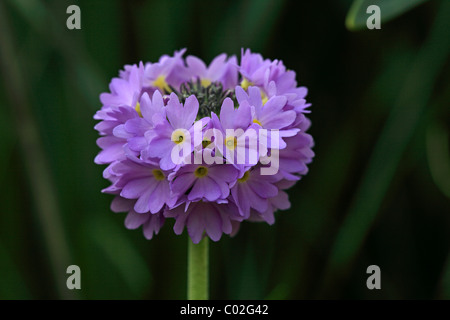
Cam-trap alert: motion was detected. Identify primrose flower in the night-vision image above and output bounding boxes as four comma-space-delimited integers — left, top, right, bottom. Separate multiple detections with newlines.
165, 200, 243, 244
230, 166, 281, 218
94, 106, 138, 167
95, 49, 314, 243
142, 92, 200, 170
98, 63, 144, 109
144, 48, 190, 92
169, 162, 239, 202
186, 53, 238, 90
105, 156, 176, 214
209, 97, 259, 166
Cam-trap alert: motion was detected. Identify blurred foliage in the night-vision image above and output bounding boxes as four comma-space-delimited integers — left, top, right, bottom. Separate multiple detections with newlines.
346, 0, 429, 30
0, 0, 449, 299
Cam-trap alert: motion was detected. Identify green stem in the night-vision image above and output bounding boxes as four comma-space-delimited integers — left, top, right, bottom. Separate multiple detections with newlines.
187, 237, 209, 300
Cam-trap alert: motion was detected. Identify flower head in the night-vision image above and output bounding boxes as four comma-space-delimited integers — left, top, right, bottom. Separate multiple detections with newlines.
94, 49, 314, 243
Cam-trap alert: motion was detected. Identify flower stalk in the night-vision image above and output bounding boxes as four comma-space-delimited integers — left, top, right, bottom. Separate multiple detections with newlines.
188, 237, 209, 300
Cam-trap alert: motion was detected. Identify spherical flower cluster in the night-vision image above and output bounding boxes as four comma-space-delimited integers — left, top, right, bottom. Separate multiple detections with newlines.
94, 49, 314, 243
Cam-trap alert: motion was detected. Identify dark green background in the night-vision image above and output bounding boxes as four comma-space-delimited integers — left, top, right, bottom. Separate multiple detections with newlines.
0, 0, 449, 299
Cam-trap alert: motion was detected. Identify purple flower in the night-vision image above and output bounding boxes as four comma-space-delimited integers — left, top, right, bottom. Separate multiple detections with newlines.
99, 64, 144, 109
144, 49, 190, 92
235, 86, 299, 150
239, 48, 271, 89
186, 54, 238, 90
277, 132, 315, 180
104, 157, 176, 214
94, 49, 314, 243
230, 166, 281, 218
170, 163, 239, 202
248, 179, 294, 225
141, 93, 201, 170
109, 195, 166, 240
165, 201, 243, 244
125, 210, 165, 240
113, 90, 166, 153
238, 49, 312, 118
94, 106, 138, 165
210, 97, 259, 166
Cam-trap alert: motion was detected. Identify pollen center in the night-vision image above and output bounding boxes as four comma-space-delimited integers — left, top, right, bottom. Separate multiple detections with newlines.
253, 119, 262, 126
261, 91, 268, 105
202, 139, 211, 149
152, 169, 165, 181
171, 130, 186, 144
201, 78, 212, 87
238, 171, 250, 183
153, 75, 171, 92
135, 102, 142, 117
194, 166, 208, 178
240, 78, 253, 90
225, 136, 238, 150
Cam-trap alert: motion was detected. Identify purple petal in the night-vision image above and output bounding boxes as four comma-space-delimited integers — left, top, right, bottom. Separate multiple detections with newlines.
111, 196, 134, 213
121, 177, 151, 199
145, 136, 173, 158
207, 164, 238, 183
186, 210, 204, 244
143, 214, 165, 239
248, 179, 279, 199
171, 173, 196, 195
148, 182, 167, 214
186, 55, 207, 78
206, 54, 226, 79
204, 208, 222, 242
125, 211, 149, 229
188, 177, 221, 201
181, 95, 199, 128
134, 189, 153, 213
270, 190, 290, 210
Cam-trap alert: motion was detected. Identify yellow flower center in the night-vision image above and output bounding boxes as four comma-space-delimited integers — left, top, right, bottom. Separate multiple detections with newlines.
135, 102, 142, 117
225, 136, 238, 150
261, 91, 268, 105
240, 78, 253, 91
253, 119, 262, 126
152, 169, 165, 181
201, 78, 212, 87
153, 75, 171, 92
194, 166, 208, 178
171, 129, 186, 145
202, 139, 211, 149
238, 171, 250, 183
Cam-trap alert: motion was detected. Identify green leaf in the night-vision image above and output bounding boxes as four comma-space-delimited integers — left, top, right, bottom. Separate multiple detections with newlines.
346, 0, 429, 31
